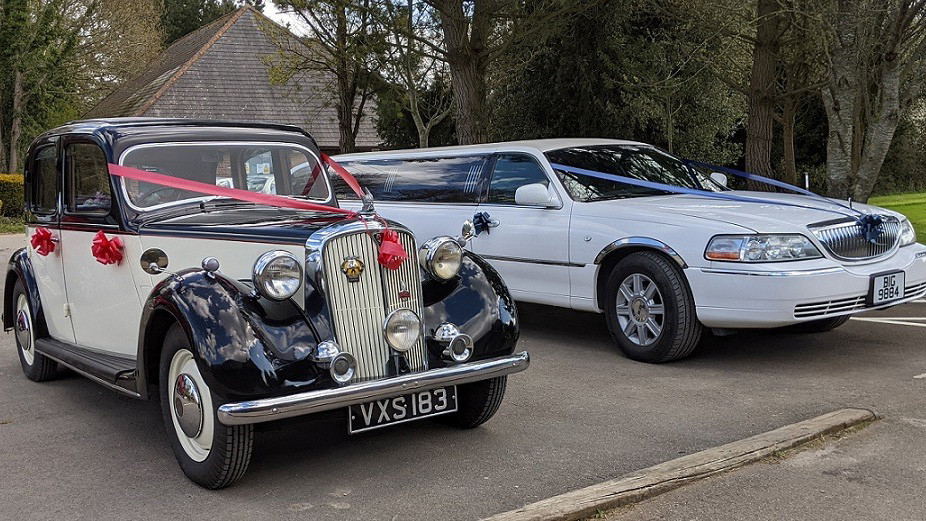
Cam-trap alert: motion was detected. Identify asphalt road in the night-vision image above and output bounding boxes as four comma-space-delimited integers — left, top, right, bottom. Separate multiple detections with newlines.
1, 232, 924, 521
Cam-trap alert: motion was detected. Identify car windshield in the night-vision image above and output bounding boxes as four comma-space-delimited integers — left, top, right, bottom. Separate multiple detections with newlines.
545, 145, 726, 202
120, 143, 331, 209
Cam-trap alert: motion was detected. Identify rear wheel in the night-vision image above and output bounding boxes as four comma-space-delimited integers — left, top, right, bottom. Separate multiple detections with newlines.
159, 324, 253, 489
439, 376, 507, 429
12, 280, 57, 382
604, 251, 701, 363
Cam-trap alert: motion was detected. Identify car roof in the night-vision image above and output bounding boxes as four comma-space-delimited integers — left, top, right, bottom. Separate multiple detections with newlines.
334, 138, 649, 161
35, 117, 310, 141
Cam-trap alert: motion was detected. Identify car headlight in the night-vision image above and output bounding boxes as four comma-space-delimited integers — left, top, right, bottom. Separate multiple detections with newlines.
705, 234, 823, 262
252, 250, 303, 300
899, 218, 917, 246
383, 308, 421, 352
418, 237, 463, 280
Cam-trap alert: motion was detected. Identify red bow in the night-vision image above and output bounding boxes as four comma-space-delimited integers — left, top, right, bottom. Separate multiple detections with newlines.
378, 229, 408, 270
30, 227, 56, 256
91, 231, 124, 265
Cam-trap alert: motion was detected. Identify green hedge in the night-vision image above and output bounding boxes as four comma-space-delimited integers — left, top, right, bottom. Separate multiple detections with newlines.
0, 173, 24, 218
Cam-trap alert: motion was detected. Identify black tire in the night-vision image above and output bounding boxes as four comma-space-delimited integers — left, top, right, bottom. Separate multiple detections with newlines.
790, 315, 851, 333
11, 280, 57, 382
440, 376, 507, 429
604, 251, 702, 363
159, 323, 253, 489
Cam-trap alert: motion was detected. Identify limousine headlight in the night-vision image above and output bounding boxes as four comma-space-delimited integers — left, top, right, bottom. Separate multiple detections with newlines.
899, 218, 917, 246
705, 234, 822, 262
253, 250, 303, 300
419, 237, 463, 280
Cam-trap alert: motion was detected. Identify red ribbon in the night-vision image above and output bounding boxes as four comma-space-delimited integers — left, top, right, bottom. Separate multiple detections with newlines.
378, 229, 408, 270
91, 231, 124, 265
30, 227, 56, 256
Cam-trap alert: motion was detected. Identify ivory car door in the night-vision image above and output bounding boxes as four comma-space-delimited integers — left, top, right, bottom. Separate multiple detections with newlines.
59, 139, 144, 356
470, 153, 573, 306
26, 141, 75, 343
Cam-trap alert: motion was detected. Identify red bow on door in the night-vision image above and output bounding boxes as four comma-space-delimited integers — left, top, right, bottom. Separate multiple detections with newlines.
91, 231, 124, 265
30, 227, 56, 256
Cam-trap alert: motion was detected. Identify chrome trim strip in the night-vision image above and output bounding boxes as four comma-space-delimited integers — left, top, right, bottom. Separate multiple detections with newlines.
700, 266, 846, 277
594, 237, 687, 268
481, 254, 584, 268
217, 351, 530, 425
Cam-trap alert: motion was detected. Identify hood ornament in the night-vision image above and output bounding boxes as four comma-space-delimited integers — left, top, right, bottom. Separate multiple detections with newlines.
360, 188, 376, 215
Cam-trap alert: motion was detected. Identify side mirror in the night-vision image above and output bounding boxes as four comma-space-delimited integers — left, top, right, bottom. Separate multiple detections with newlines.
458, 220, 475, 245
710, 172, 728, 188
514, 183, 558, 207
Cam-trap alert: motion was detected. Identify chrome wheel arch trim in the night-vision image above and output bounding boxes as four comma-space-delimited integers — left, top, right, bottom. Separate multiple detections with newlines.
594, 237, 687, 268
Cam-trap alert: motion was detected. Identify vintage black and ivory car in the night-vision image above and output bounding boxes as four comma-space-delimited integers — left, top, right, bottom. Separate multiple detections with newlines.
3, 118, 528, 488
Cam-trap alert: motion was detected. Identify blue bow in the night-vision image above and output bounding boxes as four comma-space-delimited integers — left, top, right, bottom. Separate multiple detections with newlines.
858, 214, 884, 243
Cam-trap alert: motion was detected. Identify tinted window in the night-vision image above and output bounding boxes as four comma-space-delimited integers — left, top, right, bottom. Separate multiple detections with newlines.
121, 143, 330, 209
66, 143, 111, 214
32, 146, 57, 213
488, 154, 550, 204
335, 156, 488, 203
545, 145, 725, 202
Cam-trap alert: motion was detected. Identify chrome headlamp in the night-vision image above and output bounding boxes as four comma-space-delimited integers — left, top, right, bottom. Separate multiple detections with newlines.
705, 234, 823, 262
252, 250, 303, 300
418, 236, 463, 280
383, 308, 421, 352
899, 218, 917, 246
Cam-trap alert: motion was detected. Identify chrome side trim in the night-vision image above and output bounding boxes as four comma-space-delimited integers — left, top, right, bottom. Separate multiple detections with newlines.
594, 237, 687, 268
481, 254, 585, 268
700, 266, 846, 277
217, 351, 530, 425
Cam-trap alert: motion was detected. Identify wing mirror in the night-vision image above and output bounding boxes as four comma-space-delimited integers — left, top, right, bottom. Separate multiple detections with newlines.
458, 220, 475, 246
710, 172, 728, 188
514, 183, 559, 207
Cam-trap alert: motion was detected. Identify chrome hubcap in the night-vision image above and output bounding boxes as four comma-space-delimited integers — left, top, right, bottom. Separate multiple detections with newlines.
616, 273, 665, 347
15, 295, 34, 365
173, 373, 203, 438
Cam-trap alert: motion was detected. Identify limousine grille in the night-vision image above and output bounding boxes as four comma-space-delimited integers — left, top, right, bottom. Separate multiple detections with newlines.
810, 216, 900, 261
321, 229, 427, 381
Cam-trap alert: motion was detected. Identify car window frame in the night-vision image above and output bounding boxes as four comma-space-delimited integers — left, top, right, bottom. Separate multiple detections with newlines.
481, 151, 564, 209
116, 141, 333, 213
61, 136, 116, 220
29, 142, 61, 217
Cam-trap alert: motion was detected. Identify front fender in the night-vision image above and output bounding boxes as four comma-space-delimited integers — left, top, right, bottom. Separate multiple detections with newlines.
138, 270, 323, 401
4, 248, 43, 331
421, 252, 519, 367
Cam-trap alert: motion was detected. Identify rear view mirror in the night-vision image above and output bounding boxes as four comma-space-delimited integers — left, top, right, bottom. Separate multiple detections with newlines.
515, 183, 558, 207
710, 172, 728, 188
458, 220, 475, 245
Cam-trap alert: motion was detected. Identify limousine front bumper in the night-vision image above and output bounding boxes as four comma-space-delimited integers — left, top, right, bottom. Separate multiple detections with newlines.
216, 351, 530, 425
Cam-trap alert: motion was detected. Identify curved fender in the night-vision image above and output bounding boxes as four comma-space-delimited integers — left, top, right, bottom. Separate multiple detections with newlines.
3, 248, 44, 331
137, 269, 323, 401
421, 252, 519, 367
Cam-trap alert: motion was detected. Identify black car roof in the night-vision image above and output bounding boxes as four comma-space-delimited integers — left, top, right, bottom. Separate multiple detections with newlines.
35, 117, 314, 143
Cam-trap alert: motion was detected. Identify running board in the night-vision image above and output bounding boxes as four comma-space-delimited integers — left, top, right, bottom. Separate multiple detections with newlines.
34, 338, 140, 398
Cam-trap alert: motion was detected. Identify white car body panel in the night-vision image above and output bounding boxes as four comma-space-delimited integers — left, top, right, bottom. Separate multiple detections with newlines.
336, 139, 926, 329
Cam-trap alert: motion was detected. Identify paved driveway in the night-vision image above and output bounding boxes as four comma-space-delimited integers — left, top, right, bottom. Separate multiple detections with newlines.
1, 233, 924, 520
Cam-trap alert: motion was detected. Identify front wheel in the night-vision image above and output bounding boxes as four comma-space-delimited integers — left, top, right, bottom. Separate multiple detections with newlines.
439, 376, 507, 429
604, 251, 701, 363
159, 324, 253, 489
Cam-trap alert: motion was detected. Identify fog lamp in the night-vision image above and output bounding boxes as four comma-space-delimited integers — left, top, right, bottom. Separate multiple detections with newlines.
329, 352, 356, 385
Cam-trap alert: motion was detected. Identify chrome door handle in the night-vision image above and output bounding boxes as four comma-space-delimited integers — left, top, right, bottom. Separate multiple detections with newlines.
487, 219, 500, 228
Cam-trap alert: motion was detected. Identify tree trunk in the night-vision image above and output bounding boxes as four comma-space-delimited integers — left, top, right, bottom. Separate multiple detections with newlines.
436, 0, 489, 145
8, 69, 24, 174
852, 55, 901, 202
334, 6, 357, 154
821, 1, 860, 200
744, 0, 781, 189
781, 98, 797, 186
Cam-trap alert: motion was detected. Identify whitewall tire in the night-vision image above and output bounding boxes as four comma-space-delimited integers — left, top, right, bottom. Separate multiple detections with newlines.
12, 280, 57, 381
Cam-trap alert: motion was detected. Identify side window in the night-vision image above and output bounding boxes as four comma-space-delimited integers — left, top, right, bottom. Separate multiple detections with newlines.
32, 146, 58, 214
336, 156, 488, 203
65, 143, 111, 214
488, 154, 550, 204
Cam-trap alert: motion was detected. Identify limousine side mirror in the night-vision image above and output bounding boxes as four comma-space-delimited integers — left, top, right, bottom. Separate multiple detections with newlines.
515, 183, 559, 208
710, 172, 728, 188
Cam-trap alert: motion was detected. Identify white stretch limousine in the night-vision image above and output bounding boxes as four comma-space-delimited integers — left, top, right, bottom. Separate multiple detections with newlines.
334, 139, 926, 362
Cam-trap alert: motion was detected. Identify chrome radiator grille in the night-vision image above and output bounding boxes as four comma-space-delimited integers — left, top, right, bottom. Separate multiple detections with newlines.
810, 217, 900, 261
321, 230, 427, 381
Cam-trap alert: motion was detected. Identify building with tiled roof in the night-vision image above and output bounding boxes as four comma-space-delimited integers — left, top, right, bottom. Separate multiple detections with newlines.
86, 6, 380, 152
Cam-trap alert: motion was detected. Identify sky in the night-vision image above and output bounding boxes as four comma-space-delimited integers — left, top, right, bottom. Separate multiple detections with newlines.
261, 3, 307, 35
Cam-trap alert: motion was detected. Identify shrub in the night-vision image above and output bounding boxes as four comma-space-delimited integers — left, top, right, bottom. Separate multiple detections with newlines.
0, 173, 25, 218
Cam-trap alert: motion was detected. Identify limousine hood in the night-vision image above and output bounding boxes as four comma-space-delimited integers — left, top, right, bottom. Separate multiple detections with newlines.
581, 191, 897, 233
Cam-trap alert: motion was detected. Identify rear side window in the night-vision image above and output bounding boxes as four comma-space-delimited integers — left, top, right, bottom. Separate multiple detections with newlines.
335, 155, 489, 203
66, 143, 111, 214
488, 154, 550, 204
32, 146, 58, 214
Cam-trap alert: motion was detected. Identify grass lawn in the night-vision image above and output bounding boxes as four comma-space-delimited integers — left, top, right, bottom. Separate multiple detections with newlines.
0, 217, 25, 235
869, 192, 926, 241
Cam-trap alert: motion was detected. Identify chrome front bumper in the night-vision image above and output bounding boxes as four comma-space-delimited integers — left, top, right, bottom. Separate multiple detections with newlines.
217, 351, 531, 426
